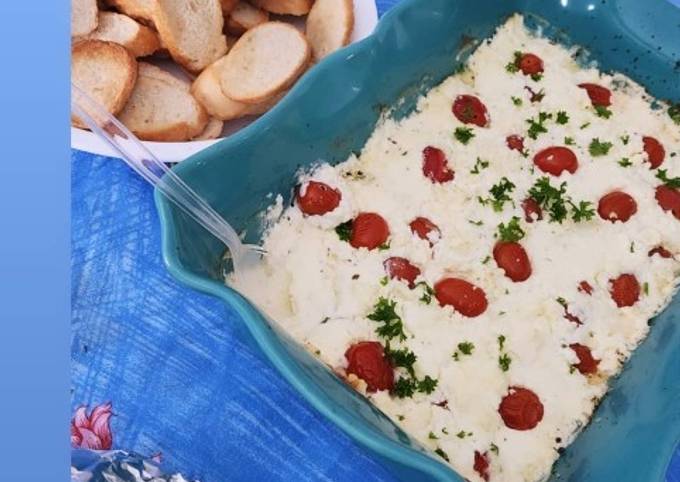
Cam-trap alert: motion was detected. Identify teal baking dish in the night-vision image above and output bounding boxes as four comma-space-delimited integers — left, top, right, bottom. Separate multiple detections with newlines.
156, 0, 680, 480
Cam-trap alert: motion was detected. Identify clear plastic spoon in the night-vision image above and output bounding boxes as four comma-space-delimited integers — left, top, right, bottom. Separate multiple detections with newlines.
71, 83, 265, 276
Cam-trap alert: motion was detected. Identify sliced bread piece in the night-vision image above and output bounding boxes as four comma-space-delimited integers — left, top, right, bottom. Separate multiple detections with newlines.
85, 11, 160, 57
104, 0, 155, 23
72, 0, 99, 37
193, 118, 224, 140
118, 63, 209, 141
226, 2, 269, 36
71, 40, 138, 128
192, 57, 276, 120
249, 0, 313, 15
217, 22, 310, 104
153, 0, 227, 73
220, 0, 239, 15
305, 0, 354, 61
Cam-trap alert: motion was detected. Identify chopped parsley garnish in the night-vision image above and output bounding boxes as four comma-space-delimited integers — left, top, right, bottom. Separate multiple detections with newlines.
526, 112, 552, 139
511, 96, 523, 106
569, 200, 595, 222
643, 282, 649, 295
428, 431, 439, 440
668, 104, 680, 125
556, 111, 569, 124
384, 339, 438, 399
385, 345, 417, 378
416, 281, 434, 304
498, 335, 506, 350
497, 216, 525, 242
335, 220, 353, 241
468, 219, 484, 226
435, 448, 450, 462
482, 255, 491, 264
397, 415, 405, 421
367, 297, 406, 342
479, 177, 516, 211
498, 353, 512, 372
490, 443, 499, 455
618, 157, 632, 167
470, 157, 489, 174
589, 138, 613, 156
442, 427, 449, 435
378, 241, 391, 251
594, 105, 613, 119
656, 169, 680, 189
454, 127, 475, 145
528, 177, 594, 223
505, 51, 522, 73
380, 276, 388, 286
531, 73, 543, 82
458, 342, 475, 355
556, 296, 567, 307
418, 376, 438, 394
580, 122, 591, 130
629, 241, 635, 253
620, 134, 630, 145
456, 430, 473, 439
393, 377, 417, 398
564, 136, 575, 146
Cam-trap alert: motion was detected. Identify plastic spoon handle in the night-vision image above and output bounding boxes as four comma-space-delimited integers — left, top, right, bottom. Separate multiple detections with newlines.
71, 83, 260, 274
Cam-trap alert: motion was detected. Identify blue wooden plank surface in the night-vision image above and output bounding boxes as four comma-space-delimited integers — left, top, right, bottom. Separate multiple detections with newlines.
71, 1, 679, 480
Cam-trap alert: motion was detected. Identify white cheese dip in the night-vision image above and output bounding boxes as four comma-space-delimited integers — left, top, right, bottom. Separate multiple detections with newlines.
230, 15, 680, 482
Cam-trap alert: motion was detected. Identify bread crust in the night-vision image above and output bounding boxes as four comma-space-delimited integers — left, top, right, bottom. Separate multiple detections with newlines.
306, 0, 354, 61
192, 118, 224, 140
226, 2, 269, 36
249, 0, 313, 16
72, 0, 99, 37
105, 0, 155, 23
85, 12, 160, 57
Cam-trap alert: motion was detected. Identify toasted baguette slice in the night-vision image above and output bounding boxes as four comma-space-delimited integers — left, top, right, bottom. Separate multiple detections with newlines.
218, 22, 309, 104
306, 0, 354, 61
192, 57, 277, 120
85, 12, 160, 57
193, 118, 224, 140
72, 0, 99, 37
249, 0, 313, 15
71, 40, 137, 128
220, 0, 239, 15
105, 0, 155, 23
153, 0, 227, 73
226, 2, 269, 36
118, 63, 208, 141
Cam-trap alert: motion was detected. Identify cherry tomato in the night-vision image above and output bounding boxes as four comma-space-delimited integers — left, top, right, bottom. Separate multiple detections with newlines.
648, 246, 672, 258
522, 198, 543, 223
498, 387, 544, 431
597, 191, 637, 223
578, 281, 594, 295
609, 273, 640, 308
297, 181, 341, 215
345, 341, 394, 392
452, 95, 489, 127
350, 213, 390, 250
473, 451, 490, 482
642, 136, 665, 169
533, 146, 578, 176
493, 242, 532, 282
519, 53, 544, 76
578, 83, 612, 107
409, 217, 440, 244
506, 134, 525, 153
569, 343, 599, 375
422, 146, 454, 183
384, 257, 421, 288
655, 185, 680, 220
434, 277, 488, 317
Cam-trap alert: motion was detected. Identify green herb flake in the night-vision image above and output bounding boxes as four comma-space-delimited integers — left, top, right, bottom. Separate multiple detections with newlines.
335, 220, 353, 241
505, 51, 522, 73
378, 241, 391, 251
392, 377, 416, 398
416, 281, 434, 305
482, 255, 491, 265
385, 345, 418, 378
589, 138, 613, 157
497, 216, 525, 242
380, 276, 389, 286
417, 376, 438, 394
454, 127, 475, 145
442, 427, 449, 435
618, 157, 632, 168
529, 177, 568, 223
456, 430, 470, 439
531, 73, 544, 82
668, 104, 680, 125
564, 136, 575, 146
397, 415, 405, 421
458, 342, 475, 355
569, 200, 595, 222
470, 157, 489, 174
511, 96, 523, 106
428, 431, 439, 440
490, 443, 499, 455
480, 177, 516, 212
435, 448, 450, 462
620, 134, 630, 145
656, 169, 680, 189
594, 105, 613, 119
580, 122, 591, 130
499, 353, 512, 372
556, 111, 569, 124
526, 112, 553, 140
367, 298, 407, 342
468, 219, 484, 226
556, 297, 567, 307
498, 335, 506, 350
630, 241, 635, 253
643, 282, 649, 296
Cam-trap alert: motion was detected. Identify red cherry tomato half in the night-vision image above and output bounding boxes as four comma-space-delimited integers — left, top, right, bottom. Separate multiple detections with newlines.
498, 387, 544, 431
506, 134, 525, 153
609, 273, 640, 308
409, 217, 440, 244
519, 53, 544, 76
533, 146, 578, 176
452, 95, 489, 127
350, 213, 390, 250
648, 246, 672, 258
522, 198, 543, 223
422, 146, 455, 183
656, 185, 680, 220
493, 242, 532, 282
597, 191, 637, 223
578, 83, 612, 107
384, 257, 421, 289
569, 343, 600, 375
578, 281, 594, 295
345, 341, 394, 392
297, 181, 341, 215
434, 278, 488, 317
642, 136, 665, 169
473, 451, 490, 482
